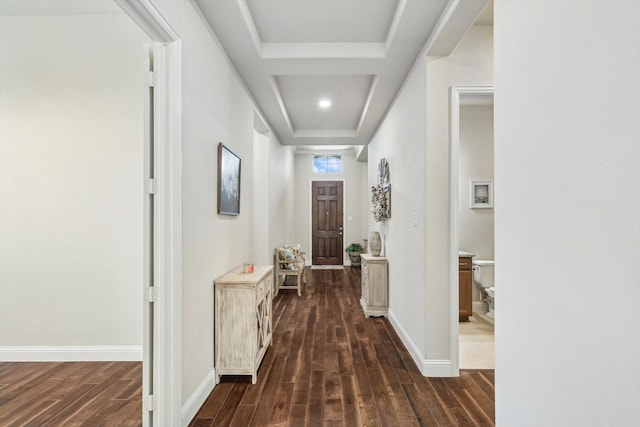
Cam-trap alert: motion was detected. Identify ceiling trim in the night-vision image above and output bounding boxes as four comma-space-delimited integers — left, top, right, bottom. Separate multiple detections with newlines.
115, 0, 179, 42
384, 0, 408, 53
261, 43, 386, 60
186, 0, 281, 142
237, 0, 262, 53
425, 0, 489, 56
192, 0, 482, 148
239, 0, 402, 61
263, 59, 385, 76
293, 130, 357, 138
295, 145, 359, 155
268, 75, 294, 134
357, 75, 380, 134
366, 0, 489, 148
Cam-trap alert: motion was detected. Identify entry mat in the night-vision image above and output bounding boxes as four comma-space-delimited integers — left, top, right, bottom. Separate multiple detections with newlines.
310, 265, 345, 270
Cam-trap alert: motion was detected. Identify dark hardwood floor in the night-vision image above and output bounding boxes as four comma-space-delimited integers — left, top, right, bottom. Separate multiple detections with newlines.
0, 360, 141, 426
189, 267, 495, 427
0, 267, 494, 427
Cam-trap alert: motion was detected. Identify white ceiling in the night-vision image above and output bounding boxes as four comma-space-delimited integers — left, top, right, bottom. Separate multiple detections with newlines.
193, 0, 492, 151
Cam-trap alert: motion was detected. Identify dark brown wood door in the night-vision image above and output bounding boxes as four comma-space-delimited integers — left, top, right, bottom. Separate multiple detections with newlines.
312, 181, 343, 265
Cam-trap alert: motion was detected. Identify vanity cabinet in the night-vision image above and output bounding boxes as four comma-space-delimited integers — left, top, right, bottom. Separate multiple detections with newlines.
214, 265, 273, 384
360, 254, 388, 317
459, 256, 473, 321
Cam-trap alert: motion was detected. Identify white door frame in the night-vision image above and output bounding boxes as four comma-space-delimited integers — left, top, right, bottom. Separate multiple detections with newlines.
115, 1, 182, 426
449, 86, 494, 375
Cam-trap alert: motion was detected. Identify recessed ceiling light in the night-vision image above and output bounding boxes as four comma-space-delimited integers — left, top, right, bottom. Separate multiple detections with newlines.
318, 99, 331, 109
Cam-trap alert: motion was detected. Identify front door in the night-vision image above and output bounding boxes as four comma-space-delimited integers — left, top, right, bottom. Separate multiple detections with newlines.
311, 181, 343, 265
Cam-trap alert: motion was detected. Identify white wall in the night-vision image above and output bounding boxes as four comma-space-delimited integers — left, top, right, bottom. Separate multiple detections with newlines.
269, 140, 296, 251
152, 1, 297, 413
253, 130, 271, 265
495, 1, 640, 425
425, 25, 493, 362
294, 152, 365, 262
367, 26, 493, 373
360, 160, 369, 251
458, 105, 494, 260
152, 0, 254, 406
0, 13, 148, 358
458, 105, 494, 301
367, 55, 428, 365
254, 129, 297, 264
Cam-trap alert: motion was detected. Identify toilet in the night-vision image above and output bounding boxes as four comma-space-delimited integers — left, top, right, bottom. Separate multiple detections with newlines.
472, 260, 495, 319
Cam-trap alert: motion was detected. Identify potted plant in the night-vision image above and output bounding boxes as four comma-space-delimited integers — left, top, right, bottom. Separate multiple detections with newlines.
345, 243, 364, 267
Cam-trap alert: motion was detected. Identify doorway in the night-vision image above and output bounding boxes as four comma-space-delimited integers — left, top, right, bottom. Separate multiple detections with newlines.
311, 181, 344, 265
450, 86, 494, 372
116, 1, 183, 425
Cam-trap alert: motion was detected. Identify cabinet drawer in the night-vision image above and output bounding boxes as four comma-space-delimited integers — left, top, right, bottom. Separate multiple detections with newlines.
458, 257, 472, 271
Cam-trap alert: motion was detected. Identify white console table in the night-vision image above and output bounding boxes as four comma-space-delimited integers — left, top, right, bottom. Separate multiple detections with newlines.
214, 265, 273, 384
360, 254, 388, 318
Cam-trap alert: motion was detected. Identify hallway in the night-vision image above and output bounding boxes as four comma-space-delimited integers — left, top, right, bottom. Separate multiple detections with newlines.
190, 267, 495, 426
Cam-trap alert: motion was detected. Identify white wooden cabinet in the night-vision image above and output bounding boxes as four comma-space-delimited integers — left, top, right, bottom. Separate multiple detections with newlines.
214, 265, 273, 384
360, 254, 388, 317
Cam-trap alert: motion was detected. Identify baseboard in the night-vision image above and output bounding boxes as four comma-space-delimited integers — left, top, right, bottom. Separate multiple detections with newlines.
182, 368, 216, 427
423, 359, 454, 377
387, 310, 454, 377
0, 346, 142, 362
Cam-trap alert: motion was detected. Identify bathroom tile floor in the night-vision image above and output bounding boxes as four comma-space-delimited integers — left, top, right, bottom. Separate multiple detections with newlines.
460, 314, 495, 369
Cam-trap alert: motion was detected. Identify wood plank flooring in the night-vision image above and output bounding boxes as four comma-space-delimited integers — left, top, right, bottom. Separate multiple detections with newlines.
0, 361, 141, 426
0, 267, 494, 426
189, 267, 495, 426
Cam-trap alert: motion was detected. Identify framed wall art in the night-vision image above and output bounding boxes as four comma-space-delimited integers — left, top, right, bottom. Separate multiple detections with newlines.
470, 180, 493, 209
217, 143, 241, 215
371, 158, 391, 222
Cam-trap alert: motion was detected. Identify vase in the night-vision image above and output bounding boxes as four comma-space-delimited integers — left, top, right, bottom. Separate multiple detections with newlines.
370, 231, 381, 256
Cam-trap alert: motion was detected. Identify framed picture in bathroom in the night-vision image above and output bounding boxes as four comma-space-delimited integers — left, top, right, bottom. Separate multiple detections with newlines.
470, 180, 493, 208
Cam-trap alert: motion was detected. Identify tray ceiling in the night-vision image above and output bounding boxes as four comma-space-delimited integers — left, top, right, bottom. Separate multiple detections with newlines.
189, 0, 490, 148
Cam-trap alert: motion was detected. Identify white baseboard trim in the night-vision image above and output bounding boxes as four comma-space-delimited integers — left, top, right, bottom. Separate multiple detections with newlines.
387, 310, 426, 373
423, 359, 454, 377
387, 310, 454, 377
0, 346, 142, 362
182, 368, 216, 427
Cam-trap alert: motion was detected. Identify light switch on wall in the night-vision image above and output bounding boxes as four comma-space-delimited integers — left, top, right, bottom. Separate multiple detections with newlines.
347, 216, 353, 221
413, 212, 418, 227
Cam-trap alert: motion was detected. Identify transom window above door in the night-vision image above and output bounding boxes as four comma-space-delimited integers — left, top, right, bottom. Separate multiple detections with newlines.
313, 155, 342, 173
